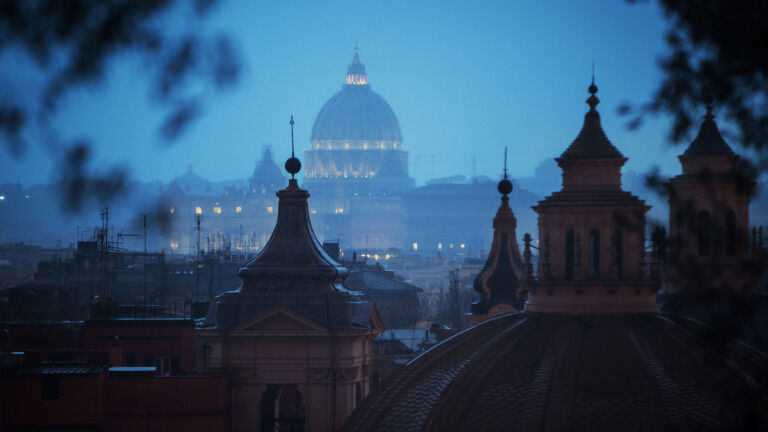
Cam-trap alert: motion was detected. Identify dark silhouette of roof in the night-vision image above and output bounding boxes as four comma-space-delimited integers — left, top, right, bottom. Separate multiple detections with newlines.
342, 313, 768, 431
681, 108, 735, 157
559, 82, 624, 160
311, 50, 402, 142
204, 140, 375, 330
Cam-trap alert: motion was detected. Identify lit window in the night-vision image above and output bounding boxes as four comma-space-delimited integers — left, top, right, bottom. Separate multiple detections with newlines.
334, 207, 344, 214
438, 242, 443, 250
460, 243, 465, 249
412, 242, 418, 251
311, 208, 317, 215
385, 254, 391, 260
0, 195, 5, 201
170, 241, 179, 250
266, 206, 273, 214
213, 206, 222, 214
235, 206, 242, 213
195, 206, 202, 215
169, 207, 175, 214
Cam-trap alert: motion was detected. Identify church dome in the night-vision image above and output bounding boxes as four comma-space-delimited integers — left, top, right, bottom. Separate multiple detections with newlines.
311, 48, 402, 142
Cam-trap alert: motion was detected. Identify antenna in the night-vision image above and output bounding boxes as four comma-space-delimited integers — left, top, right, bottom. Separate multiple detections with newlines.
591, 61, 595, 85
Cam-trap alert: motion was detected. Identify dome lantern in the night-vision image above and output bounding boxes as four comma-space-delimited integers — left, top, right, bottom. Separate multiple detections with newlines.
345, 45, 367, 86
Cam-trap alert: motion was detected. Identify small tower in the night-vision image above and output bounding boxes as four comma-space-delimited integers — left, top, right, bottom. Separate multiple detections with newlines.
470, 148, 526, 323
199, 117, 384, 432
665, 103, 755, 293
528, 80, 656, 313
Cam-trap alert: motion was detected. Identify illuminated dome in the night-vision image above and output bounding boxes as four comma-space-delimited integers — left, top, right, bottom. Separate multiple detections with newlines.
310, 48, 402, 143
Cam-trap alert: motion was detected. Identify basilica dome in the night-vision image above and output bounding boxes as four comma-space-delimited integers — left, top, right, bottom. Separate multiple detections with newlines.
310, 48, 402, 143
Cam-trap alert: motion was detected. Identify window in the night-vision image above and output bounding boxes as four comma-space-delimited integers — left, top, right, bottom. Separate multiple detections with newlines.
213, 206, 222, 214
614, 230, 624, 279
460, 243, 465, 249
41, 375, 60, 400
267, 206, 274, 214
235, 206, 242, 213
589, 230, 600, 279
565, 229, 575, 280
154, 356, 172, 376
412, 242, 418, 251
355, 381, 363, 407
726, 210, 736, 256
195, 206, 202, 215
169, 207, 175, 214
675, 210, 684, 251
437, 242, 443, 250
697, 210, 711, 257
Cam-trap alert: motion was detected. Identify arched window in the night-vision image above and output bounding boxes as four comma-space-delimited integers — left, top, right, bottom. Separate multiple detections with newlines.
565, 229, 575, 280
261, 384, 305, 432
726, 210, 736, 256
589, 229, 600, 279
614, 230, 624, 279
675, 210, 684, 251
697, 210, 711, 257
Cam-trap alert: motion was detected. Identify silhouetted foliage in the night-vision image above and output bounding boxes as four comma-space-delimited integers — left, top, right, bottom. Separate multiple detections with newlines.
623, 0, 768, 164
0, 0, 240, 210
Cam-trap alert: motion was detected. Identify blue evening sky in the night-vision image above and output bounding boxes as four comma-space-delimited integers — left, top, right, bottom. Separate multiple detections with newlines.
4, 0, 696, 188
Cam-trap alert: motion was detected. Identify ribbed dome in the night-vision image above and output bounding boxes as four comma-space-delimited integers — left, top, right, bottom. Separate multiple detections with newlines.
311, 85, 402, 142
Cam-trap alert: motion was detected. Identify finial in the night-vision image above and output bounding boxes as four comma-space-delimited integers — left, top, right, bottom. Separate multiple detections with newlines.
497, 146, 513, 196
285, 115, 301, 178
586, 68, 600, 111
703, 95, 715, 121
503, 146, 508, 179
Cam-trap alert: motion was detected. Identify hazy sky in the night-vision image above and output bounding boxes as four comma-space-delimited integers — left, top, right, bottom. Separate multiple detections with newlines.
4, 0, 695, 188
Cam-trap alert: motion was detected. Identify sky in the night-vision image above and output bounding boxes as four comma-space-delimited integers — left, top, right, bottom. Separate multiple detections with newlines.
3, 0, 689, 188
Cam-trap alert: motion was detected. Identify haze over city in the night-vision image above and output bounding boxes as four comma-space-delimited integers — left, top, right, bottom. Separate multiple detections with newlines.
4, 0, 679, 188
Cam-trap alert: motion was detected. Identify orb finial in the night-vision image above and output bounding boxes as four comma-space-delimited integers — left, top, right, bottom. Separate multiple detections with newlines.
285, 115, 301, 178
497, 146, 513, 195
586, 66, 600, 111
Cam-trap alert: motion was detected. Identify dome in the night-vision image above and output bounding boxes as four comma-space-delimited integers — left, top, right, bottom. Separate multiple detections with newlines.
311, 86, 402, 142
311, 49, 402, 142
343, 313, 768, 431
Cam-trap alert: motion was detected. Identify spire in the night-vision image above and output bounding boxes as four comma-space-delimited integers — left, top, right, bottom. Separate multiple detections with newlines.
285, 115, 301, 179
559, 79, 624, 160
471, 151, 526, 319
346, 45, 368, 86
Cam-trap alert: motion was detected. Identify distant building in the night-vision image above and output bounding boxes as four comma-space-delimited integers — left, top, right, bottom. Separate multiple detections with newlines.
163, 148, 284, 255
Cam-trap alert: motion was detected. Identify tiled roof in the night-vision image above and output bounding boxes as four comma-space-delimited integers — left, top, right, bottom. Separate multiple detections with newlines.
559, 110, 625, 160
342, 313, 768, 431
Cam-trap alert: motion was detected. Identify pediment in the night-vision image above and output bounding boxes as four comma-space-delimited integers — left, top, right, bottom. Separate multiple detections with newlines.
232, 307, 327, 333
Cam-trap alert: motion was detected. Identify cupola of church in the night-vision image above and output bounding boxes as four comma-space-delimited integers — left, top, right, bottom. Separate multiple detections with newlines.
529, 81, 655, 314
470, 150, 526, 322
556, 79, 627, 190
204, 116, 376, 330
665, 104, 755, 291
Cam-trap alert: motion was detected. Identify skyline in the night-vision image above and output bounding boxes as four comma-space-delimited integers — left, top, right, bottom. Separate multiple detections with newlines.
0, 0, 740, 190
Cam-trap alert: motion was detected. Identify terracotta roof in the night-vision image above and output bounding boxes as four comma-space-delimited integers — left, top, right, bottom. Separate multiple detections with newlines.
342, 313, 768, 431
